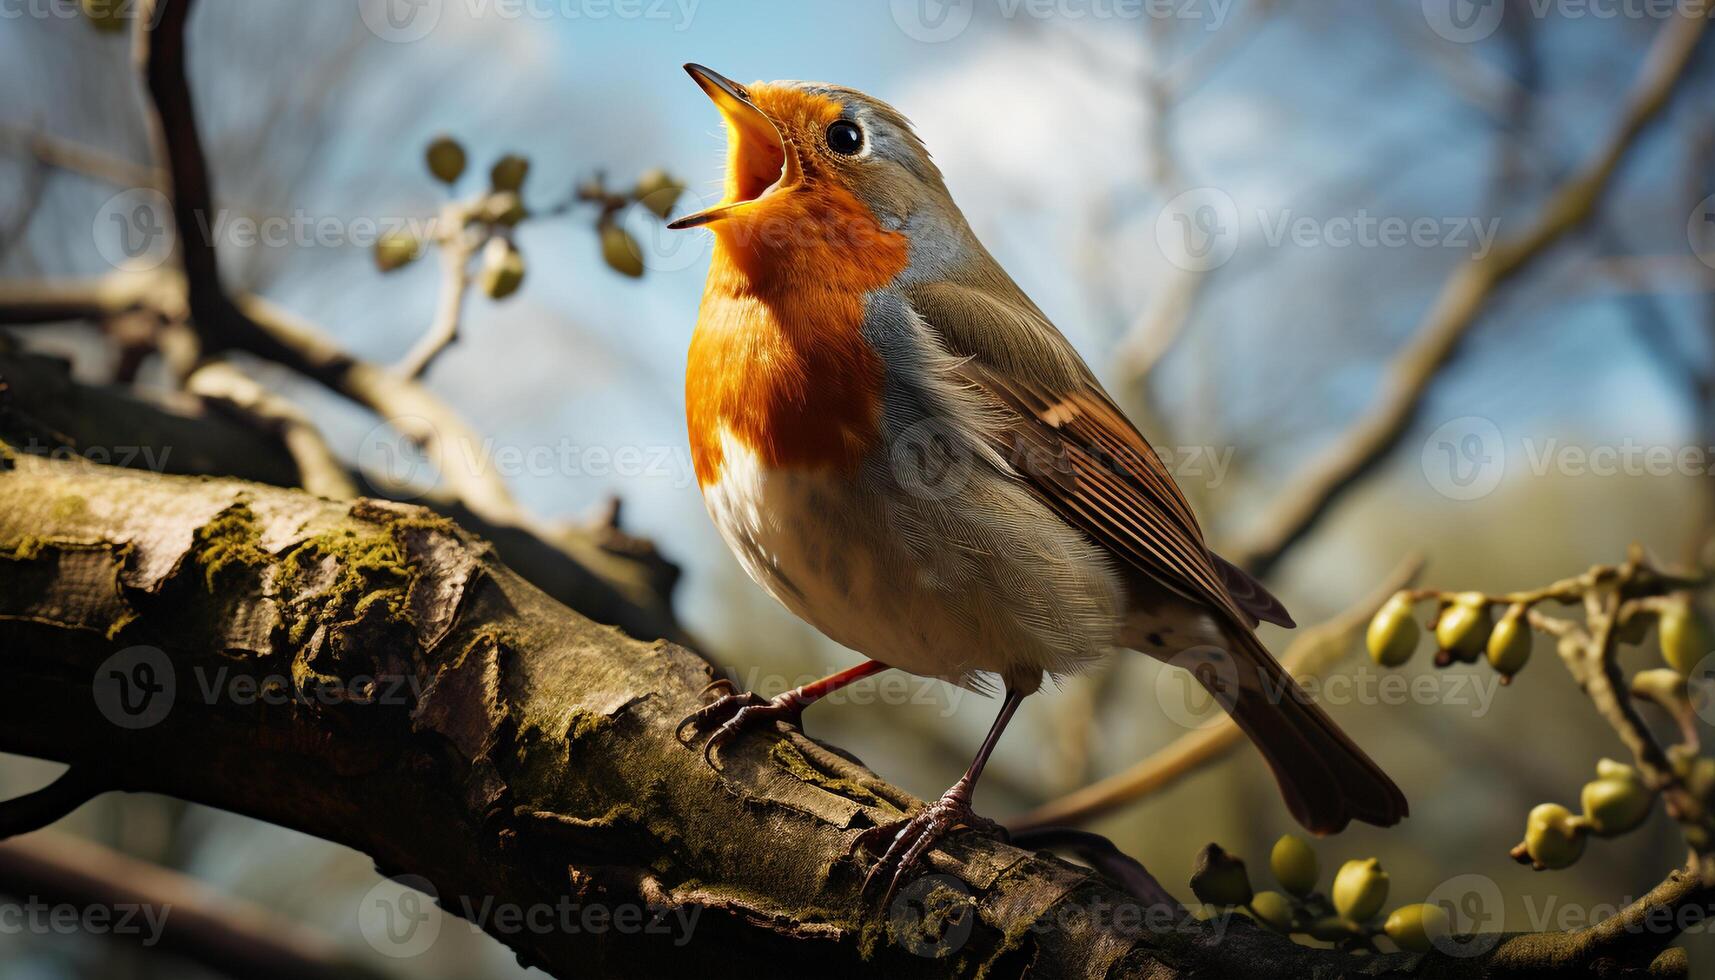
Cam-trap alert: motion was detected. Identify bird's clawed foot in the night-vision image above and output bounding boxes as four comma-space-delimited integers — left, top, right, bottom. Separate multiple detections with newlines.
856, 782, 1003, 909
676, 681, 807, 766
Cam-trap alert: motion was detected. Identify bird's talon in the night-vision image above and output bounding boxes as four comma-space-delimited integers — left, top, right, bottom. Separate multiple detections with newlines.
677, 690, 804, 763
860, 791, 985, 909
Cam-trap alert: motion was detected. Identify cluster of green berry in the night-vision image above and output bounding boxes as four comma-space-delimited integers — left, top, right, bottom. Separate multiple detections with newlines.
1364, 578, 1715, 871
374, 135, 685, 298
1189, 838, 1447, 953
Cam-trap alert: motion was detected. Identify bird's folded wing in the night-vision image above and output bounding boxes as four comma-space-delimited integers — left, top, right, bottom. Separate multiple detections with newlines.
904, 278, 1292, 631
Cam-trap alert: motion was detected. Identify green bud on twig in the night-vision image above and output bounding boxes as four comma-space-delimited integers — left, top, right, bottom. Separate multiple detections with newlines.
1580, 766, 1653, 837
374, 231, 421, 273
1632, 668, 1689, 708
479, 238, 525, 300
634, 168, 686, 220
1269, 834, 1319, 897
1331, 858, 1388, 922
1523, 803, 1587, 870
80, 0, 126, 32
1436, 593, 1492, 662
1189, 844, 1252, 908
1248, 891, 1295, 933
490, 154, 530, 193
1659, 595, 1712, 675
1384, 903, 1450, 954
1686, 758, 1715, 805
1486, 606, 1531, 678
1367, 593, 1419, 668
425, 135, 467, 185
600, 219, 645, 278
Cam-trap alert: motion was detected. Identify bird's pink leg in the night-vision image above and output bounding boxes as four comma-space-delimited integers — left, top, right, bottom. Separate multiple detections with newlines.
678, 660, 891, 765
858, 687, 1025, 908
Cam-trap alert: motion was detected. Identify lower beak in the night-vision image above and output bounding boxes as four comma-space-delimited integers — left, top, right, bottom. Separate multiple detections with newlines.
668, 64, 799, 230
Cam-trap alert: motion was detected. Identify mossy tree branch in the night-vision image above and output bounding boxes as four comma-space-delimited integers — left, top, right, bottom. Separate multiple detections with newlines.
0, 452, 1709, 977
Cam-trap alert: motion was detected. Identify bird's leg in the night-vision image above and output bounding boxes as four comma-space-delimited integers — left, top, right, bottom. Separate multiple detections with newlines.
678, 660, 891, 765
859, 687, 1025, 908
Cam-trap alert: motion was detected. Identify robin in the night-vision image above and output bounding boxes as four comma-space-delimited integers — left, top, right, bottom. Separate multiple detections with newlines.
668, 64, 1406, 901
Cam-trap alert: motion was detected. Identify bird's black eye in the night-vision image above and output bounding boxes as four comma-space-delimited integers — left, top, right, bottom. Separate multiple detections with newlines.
826, 119, 864, 156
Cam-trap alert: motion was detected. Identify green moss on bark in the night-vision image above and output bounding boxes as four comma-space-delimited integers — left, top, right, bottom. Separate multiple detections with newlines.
192, 502, 270, 589
280, 525, 414, 643
0, 536, 49, 561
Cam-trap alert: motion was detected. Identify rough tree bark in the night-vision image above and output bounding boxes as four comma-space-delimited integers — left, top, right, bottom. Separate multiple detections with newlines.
1, 450, 1707, 977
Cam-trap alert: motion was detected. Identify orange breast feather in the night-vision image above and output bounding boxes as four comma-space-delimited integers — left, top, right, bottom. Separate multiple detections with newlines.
686, 183, 909, 487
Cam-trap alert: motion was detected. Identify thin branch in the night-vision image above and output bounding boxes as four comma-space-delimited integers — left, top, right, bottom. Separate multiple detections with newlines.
131, 0, 530, 528
0, 123, 163, 191
0, 272, 187, 326
0, 830, 390, 980
0, 768, 106, 841
1224, 7, 1712, 577
1011, 555, 1423, 831
184, 360, 358, 499
395, 211, 476, 380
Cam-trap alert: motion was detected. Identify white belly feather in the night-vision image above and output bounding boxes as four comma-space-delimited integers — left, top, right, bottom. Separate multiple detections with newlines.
701, 426, 1127, 691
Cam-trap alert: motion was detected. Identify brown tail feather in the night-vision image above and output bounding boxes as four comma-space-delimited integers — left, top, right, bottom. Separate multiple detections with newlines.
1231, 627, 1406, 832
1165, 626, 1408, 834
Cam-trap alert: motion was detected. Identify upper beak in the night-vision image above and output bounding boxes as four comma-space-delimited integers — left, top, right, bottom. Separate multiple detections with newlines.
668, 64, 799, 230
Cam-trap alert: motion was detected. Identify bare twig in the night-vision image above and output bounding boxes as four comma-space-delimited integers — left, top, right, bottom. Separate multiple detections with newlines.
1225, 7, 1713, 577
395, 212, 475, 380
184, 360, 358, 499
0, 830, 390, 980
1012, 555, 1423, 831
0, 769, 106, 842
0, 123, 163, 191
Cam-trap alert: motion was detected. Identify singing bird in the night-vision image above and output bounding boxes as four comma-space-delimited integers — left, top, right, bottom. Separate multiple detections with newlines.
669, 65, 1407, 898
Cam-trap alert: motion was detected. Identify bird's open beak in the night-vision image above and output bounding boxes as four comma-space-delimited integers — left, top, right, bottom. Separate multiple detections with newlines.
668, 64, 800, 230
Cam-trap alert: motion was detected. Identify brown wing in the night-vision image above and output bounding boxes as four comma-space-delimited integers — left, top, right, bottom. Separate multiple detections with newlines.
905, 279, 1291, 631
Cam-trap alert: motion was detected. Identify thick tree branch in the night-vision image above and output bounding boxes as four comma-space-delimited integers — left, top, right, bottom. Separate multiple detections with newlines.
0, 346, 683, 645
0, 453, 1703, 977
